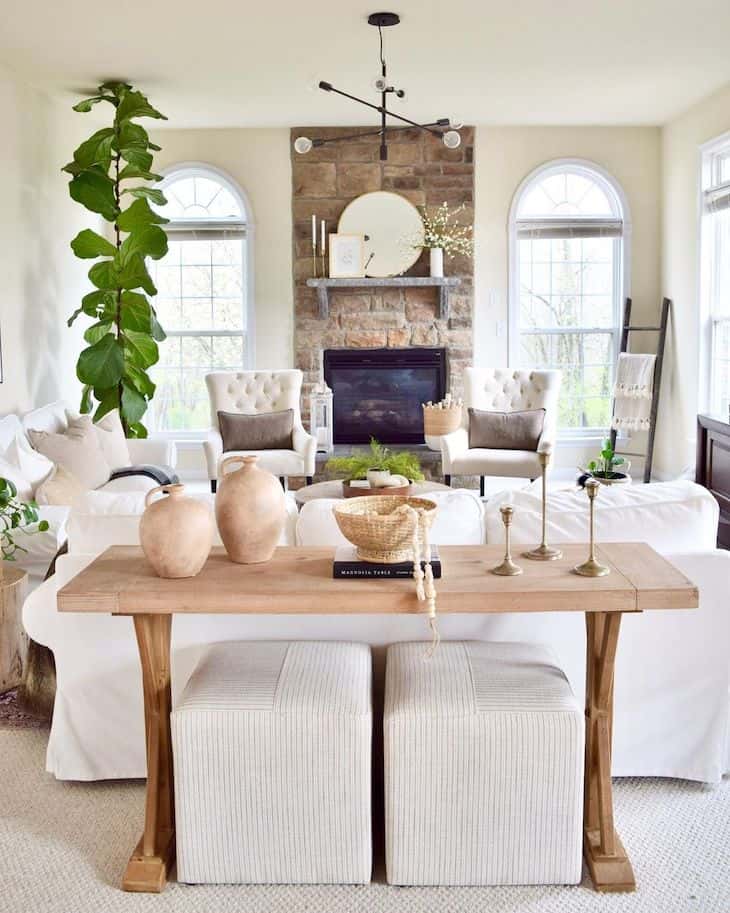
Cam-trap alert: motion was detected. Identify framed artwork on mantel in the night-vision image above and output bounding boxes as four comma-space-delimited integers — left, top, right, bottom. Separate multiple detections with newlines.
329, 233, 365, 278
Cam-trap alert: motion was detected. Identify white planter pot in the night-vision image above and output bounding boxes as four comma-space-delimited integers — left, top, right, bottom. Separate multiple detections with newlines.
366, 468, 392, 488
429, 248, 444, 278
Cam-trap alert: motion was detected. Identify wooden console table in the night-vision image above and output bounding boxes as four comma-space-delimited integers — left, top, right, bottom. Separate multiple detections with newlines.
57, 543, 697, 895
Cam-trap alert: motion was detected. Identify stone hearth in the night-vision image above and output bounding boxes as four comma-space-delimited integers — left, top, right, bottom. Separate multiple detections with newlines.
291, 126, 475, 424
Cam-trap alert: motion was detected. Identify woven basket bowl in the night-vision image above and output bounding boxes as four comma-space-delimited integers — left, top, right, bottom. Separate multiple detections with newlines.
333, 495, 438, 564
423, 405, 462, 436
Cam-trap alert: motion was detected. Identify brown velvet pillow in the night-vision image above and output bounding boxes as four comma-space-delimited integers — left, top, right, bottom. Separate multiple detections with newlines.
218, 409, 294, 451
468, 407, 545, 451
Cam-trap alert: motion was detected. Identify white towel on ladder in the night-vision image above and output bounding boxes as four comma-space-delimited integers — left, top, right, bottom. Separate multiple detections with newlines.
611, 353, 656, 431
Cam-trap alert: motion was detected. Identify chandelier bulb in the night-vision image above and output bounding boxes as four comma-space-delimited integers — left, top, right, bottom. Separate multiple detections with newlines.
294, 136, 313, 155
373, 76, 388, 93
442, 130, 462, 150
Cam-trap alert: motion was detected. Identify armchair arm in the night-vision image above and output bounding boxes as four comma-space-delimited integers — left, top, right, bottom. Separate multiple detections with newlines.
126, 438, 178, 468
292, 425, 317, 477
203, 428, 223, 481
537, 426, 556, 459
440, 427, 469, 474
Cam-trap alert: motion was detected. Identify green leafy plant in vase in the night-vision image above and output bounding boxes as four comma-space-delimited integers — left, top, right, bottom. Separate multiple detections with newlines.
582, 438, 631, 486
326, 438, 425, 486
0, 478, 49, 581
64, 81, 169, 438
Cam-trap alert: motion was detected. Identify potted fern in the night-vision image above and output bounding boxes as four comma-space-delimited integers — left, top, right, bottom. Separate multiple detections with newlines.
326, 439, 425, 495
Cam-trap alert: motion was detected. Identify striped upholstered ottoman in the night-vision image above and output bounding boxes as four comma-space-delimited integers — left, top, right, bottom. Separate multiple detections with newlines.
172, 641, 372, 884
384, 641, 584, 886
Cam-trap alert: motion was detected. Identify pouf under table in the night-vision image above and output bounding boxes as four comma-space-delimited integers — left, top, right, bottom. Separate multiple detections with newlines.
384, 640, 584, 886
172, 640, 372, 884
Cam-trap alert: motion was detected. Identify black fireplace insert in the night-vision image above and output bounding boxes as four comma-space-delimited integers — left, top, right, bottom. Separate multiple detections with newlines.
324, 347, 447, 445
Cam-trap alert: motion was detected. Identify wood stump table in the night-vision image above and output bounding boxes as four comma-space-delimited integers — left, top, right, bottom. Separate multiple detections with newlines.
57, 543, 698, 894
0, 566, 29, 693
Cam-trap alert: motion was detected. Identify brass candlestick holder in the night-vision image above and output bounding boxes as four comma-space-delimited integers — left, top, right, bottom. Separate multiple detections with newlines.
524, 449, 562, 561
573, 479, 610, 577
491, 505, 523, 576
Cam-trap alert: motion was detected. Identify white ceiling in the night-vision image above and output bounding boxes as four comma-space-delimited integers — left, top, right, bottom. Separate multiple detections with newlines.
2, 0, 730, 128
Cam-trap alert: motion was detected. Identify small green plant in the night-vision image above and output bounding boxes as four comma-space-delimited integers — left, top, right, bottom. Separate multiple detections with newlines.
588, 439, 626, 478
0, 478, 49, 563
325, 438, 425, 482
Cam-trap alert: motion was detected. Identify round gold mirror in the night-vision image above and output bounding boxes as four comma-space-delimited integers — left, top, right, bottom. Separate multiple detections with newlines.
338, 191, 424, 278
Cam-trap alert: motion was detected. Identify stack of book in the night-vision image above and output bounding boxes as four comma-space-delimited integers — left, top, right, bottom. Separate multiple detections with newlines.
333, 545, 442, 579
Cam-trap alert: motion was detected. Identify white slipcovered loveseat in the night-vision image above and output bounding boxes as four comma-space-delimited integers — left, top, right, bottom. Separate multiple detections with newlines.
22, 480, 730, 785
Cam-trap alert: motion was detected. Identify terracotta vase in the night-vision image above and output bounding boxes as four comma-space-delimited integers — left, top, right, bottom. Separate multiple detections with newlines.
139, 483, 214, 578
215, 455, 286, 563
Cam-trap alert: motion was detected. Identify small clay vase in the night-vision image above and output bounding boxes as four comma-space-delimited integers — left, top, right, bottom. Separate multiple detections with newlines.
215, 455, 286, 563
139, 483, 214, 579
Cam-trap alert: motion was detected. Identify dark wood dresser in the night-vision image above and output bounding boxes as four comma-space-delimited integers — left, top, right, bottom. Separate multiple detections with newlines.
696, 413, 730, 549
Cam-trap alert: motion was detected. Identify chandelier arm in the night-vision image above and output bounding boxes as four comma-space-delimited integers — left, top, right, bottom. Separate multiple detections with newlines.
312, 122, 450, 148
319, 82, 445, 137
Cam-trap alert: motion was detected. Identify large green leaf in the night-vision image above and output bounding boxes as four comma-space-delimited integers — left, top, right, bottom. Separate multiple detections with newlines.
116, 253, 157, 295
121, 381, 148, 424
99, 80, 131, 95
127, 421, 148, 439
79, 385, 93, 414
120, 225, 168, 262
121, 187, 166, 206
83, 321, 113, 344
116, 198, 168, 232
123, 330, 159, 368
119, 292, 152, 333
77, 335, 124, 387
116, 90, 167, 123
69, 171, 118, 221
125, 363, 156, 397
88, 260, 117, 290
93, 388, 121, 423
72, 95, 115, 113
150, 308, 166, 341
70, 228, 117, 259
71, 128, 115, 170
118, 164, 163, 183
120, 148, 153, 172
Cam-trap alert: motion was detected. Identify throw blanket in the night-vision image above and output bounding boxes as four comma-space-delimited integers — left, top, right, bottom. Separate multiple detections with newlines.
109, 464, 179, 486
611, 353, 656, 431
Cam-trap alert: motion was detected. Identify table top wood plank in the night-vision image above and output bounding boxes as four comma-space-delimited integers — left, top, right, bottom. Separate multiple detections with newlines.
57, 543, 698, 616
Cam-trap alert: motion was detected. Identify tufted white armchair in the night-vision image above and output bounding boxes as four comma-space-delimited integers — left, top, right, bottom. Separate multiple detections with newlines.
204, 370, 316, 491
441, 368, 562, 496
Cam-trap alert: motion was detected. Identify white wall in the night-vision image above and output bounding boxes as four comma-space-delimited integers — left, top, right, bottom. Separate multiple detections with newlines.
0, 65, 92, 416
657, 82, 730, 479
151, 128, 293, 370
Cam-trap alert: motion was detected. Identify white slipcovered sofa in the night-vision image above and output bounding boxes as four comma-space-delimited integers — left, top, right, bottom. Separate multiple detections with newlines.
0, 402, 177, 587
22, 480, 730, 785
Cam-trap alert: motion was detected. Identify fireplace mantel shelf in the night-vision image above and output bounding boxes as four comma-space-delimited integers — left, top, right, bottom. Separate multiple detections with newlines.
306, 276, 461, 319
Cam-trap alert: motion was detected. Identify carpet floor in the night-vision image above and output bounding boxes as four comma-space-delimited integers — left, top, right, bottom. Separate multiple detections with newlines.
1, 729, 728, 913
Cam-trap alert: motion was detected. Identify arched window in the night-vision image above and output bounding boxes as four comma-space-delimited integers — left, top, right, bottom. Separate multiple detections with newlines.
148, 165, 253, 433
509, 160, 629, 435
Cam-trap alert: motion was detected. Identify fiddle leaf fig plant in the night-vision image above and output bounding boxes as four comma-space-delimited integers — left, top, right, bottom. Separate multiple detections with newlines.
64, 81, 169, 438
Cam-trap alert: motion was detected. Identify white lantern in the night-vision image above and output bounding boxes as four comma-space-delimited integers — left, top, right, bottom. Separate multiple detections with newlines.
309, 384, 334, 454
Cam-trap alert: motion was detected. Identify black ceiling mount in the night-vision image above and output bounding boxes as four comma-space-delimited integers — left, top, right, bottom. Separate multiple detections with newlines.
367, 12, 400, 27
294, 12, 461, 162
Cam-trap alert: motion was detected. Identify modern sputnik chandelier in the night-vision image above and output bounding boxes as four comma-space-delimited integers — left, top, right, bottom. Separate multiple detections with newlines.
294, 12, 462, 162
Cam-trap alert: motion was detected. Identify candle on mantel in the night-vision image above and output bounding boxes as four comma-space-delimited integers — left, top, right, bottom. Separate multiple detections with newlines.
311, 214, 316, 249
321, 219, 326, 255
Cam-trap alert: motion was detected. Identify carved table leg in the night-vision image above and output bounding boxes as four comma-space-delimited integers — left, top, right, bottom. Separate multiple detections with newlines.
123, 614, 175, 893
583, 611, 635, 892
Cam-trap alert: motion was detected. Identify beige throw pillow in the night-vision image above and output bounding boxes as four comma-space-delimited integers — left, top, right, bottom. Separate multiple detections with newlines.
218, 409, 295, 451
34, 465, 86, 506
468, 408, 546, 451
80, 409, 131, 470
28, 414, 111, 491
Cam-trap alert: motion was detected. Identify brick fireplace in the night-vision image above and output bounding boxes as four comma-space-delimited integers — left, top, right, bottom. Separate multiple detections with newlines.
291, 126, 474, 425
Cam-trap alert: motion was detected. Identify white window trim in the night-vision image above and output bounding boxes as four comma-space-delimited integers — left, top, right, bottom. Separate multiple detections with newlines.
698, 130, 730, 416
507, 158, 632, 443
149, 162, 256, 441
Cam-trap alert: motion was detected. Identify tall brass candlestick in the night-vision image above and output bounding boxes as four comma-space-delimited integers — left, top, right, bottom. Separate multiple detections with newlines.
524, 449, 562, 561
573, 479, 610, 577
491, 505, 523, 576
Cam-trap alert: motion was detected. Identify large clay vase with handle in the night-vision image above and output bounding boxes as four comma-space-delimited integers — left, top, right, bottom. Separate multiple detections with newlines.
216, 455, 286, 563
140, 483, 214, 578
